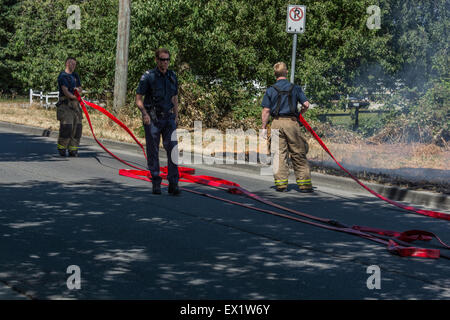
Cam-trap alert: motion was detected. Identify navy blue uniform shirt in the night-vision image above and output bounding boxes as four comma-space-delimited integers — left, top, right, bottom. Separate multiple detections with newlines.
136, 68, 178, 113
57, 71, 81, 97
261, 79, 308, 116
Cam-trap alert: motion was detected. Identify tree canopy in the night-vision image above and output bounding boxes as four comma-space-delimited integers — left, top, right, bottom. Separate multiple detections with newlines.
0, 0, 448, 123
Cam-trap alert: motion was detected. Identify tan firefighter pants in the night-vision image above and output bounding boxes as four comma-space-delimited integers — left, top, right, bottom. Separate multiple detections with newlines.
56, 97, 83, 152
270, 117, 312, 190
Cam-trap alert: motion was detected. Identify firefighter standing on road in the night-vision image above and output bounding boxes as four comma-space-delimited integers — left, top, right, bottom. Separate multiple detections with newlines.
56, 57, 83, 157
135, 48, 180, 195
261, 62, 313, 193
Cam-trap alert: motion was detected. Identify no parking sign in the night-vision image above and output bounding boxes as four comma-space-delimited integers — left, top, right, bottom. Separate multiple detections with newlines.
286, 5, 306, 33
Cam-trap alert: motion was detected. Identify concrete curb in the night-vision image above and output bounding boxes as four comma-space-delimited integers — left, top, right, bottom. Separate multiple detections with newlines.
1, 120, 448, 211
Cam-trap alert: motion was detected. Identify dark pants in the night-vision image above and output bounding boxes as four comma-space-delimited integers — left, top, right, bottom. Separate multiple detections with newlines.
144, 116, 179, 186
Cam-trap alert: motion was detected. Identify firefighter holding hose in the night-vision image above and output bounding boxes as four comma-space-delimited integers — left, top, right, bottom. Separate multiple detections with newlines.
261, 62, 313, 193
56, 57, 83, 157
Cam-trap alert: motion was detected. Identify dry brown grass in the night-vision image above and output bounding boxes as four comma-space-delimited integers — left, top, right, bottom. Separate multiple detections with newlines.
307, 140, 449, 170
0, 102, 146, 145
1, 101, 448, 172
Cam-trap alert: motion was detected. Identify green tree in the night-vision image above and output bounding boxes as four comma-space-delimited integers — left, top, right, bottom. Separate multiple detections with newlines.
382, 1, 449, 92
5, 0, 118, 93
0, 0, 21, 92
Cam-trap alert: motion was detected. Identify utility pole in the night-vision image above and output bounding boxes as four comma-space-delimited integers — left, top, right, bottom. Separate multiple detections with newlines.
113, 0, 131, 112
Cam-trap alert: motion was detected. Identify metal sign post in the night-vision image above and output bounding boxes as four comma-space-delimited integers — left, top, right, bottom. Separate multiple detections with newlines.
286, 5, 306, 83
290, 34, 298, 83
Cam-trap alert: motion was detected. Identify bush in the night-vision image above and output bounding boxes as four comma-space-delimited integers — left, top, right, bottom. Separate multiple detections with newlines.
367, 79, 449, 145
414, 80, 449, 146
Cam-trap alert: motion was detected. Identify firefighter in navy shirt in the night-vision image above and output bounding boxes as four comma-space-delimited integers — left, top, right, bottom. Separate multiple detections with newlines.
261, 62, 313, 193
56, 57, 83, 157
135, 48, 180, 195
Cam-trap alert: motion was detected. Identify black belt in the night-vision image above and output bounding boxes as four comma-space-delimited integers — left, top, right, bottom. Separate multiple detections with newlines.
156, 110, 174, 118
273, 115, 297, 120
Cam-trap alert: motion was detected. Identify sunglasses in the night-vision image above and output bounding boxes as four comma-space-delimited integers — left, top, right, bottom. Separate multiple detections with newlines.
158, 57, 170, 62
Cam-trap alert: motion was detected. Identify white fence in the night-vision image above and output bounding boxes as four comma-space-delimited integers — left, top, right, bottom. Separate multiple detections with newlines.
29, 89, 59, 109
29, 89, 109, 109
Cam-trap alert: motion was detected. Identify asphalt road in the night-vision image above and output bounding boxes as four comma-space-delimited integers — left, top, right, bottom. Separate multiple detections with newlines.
0, 125, 449, 300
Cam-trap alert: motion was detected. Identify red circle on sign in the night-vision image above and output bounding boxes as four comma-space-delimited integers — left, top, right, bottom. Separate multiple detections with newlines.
289, 7, 303, 21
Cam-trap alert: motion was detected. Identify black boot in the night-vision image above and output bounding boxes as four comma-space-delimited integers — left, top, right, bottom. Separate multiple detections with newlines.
152, 183, 161, 195
298, 187, 314, 193
68, 150, 78, 157
275, 186, 288, 192
168, 183, 181, 195
58, 148, 67, 157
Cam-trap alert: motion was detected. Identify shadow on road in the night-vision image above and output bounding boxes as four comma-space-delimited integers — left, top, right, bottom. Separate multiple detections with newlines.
0, 129, 449, 299
0, 175, 449, 300
0, 133, 102, 162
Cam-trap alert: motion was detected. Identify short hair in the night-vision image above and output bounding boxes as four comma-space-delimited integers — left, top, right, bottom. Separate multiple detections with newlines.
155, 48, 170, 59
65, 57, 77, 64
273, 62, 288, 78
